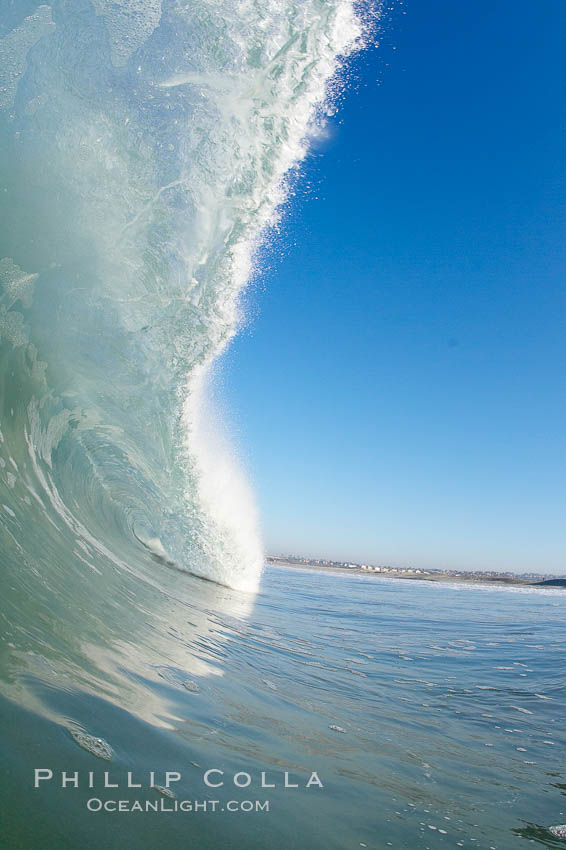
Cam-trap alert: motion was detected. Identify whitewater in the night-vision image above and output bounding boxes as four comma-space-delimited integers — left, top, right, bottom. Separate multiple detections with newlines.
2, 8, 566, 850
0, 0, 363, 597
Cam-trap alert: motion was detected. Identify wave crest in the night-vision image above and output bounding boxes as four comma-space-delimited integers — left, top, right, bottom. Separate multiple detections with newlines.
0, 0, 365, 592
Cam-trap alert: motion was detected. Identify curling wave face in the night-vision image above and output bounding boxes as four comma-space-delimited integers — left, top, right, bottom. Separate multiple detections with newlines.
0, 0, 361, 587
0, 1, 363, 718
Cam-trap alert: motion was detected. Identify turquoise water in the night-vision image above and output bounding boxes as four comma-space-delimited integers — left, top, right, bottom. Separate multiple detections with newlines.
1, 4, 566, 848
0, 0, 361, 595
2, 566, 566, 849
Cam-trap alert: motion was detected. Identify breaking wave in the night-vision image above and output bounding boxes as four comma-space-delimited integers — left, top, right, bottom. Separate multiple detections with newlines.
0, 0, 363, 599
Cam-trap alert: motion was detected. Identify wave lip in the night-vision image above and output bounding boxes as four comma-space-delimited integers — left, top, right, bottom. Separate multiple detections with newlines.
0, 0, 366, 594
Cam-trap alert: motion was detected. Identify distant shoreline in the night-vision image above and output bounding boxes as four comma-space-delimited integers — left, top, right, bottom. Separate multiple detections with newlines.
266, 557, 566, 588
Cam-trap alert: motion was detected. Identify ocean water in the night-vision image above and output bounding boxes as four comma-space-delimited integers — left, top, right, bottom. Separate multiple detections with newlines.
2, 3, 566, 849
0, 0, 362, 597
2, 566, 566, 848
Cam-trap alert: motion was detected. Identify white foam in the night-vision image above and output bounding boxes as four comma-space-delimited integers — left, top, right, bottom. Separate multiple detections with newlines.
0, 5, 55, 109
177, 0, 364, 592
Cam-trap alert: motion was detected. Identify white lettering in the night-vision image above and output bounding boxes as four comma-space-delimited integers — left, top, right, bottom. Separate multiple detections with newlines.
261, 772, 275, 788
62, 771, 79, 788
165, 771, 181, 788
34, 769, 53, 788
234, 772, 251, 788
204, 769, 224, 788
284, 772, 298, 788
104, 772, 118, 788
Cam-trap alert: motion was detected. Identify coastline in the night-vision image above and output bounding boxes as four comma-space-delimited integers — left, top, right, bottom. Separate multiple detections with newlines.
266, 557, 564, 588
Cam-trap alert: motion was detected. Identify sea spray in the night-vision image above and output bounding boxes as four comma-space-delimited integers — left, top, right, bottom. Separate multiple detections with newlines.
172, 1, 365, 589
0, 0, 369, 728
182, 363, 264, 592
0, 0, 365, 594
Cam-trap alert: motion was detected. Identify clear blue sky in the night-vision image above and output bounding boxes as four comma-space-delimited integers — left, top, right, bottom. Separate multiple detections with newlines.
220, 0, 566, 575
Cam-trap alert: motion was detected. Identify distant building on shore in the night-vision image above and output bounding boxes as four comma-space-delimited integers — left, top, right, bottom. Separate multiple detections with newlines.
360, 564, 426, 575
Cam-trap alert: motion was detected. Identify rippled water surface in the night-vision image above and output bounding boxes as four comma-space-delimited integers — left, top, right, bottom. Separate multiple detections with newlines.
2, 566, 566, 849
